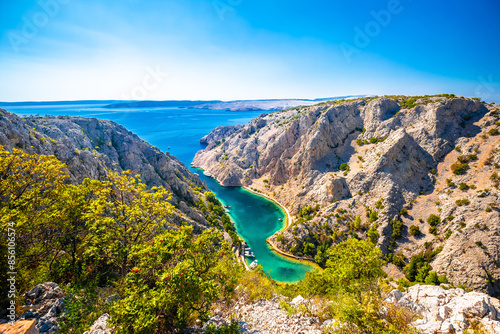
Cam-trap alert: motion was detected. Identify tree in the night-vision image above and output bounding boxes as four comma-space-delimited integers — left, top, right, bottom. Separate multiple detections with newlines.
0, 147, 69, 305
301, 238, 385, 298
110, 227, 238, 333
352, 215, 361, 231
366, 228, 379, 244
303, 242, 315, 255
299, 205, 313, 218
390, 220, 403, 239
83, 171, 174, 277
369, 211, 378, 223
44, 181, 100, 282
415, 262, 432, 283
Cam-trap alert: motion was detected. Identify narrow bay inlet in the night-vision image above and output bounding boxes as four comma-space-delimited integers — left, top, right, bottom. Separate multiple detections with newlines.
2, 1, 500, 332
195, 169, 315, 282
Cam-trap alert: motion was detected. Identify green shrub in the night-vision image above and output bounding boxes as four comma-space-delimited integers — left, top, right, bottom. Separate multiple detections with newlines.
109, 227, 239, 333
303, 242, 315, 255
238, 266, 276, 301
390, 220, 403, 239
451, 162, 468, 175
400, 208, 408, 216
299, 238, 385, 297
429, 226, 438, 235
339, 163, 349, 171
488, 128, 499, 136
459, 183, 469, 191
456, 198, 470, 206
424, 271, 439, 285
409, 225, 420, 236
415, 263, 432, 283
353, 215, 361, 231
204, 319, 241, 334
59, 282, 109, 334
366, 228, 379, 244
427, 214, 441, 226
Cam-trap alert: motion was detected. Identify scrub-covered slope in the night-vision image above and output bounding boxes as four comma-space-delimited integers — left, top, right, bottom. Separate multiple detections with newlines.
193, 95, 500, 295
0, 109, 209, 230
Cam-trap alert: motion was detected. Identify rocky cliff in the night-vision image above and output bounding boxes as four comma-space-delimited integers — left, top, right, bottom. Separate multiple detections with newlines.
193, 96, 500, 295
0, 109, 209, 230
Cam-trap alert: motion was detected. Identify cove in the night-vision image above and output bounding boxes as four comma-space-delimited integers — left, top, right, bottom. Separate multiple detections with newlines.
195, 170, 314, 282
3, 102, 315, 282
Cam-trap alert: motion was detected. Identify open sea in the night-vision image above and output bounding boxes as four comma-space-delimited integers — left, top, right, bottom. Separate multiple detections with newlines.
1, 102, 314, 282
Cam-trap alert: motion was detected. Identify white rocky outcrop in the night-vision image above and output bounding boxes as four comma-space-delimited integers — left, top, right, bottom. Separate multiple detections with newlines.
83, 314, 114, 334
387, 284, 500, 333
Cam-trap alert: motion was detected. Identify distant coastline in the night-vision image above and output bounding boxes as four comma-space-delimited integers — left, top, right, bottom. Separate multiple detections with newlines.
101, 96, 366, 111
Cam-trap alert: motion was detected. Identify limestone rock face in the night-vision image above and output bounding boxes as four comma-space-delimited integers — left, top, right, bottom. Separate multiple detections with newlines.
193, 96, 500, 294
388, 284, 500, 334
16, 282, 65, 334
83, 314, 114, 334
0, 109, 210, 229
200, 125, 243, 146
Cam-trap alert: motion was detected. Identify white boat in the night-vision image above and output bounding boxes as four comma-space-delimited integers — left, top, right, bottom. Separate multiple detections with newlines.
249, 260, 259, 269
203, 171, 212, 177
244, 251, 255, 258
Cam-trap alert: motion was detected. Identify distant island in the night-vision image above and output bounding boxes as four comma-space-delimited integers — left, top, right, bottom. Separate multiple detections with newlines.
102, 96, 367, 111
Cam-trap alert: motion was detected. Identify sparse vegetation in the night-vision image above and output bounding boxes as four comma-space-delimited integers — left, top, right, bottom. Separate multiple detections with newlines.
427, 214, 441, 227
409, 225, 420, 236
456, 198, 471, 206
488, 128, 499, 136
459, 183, 470, 191
451, 162, 469, 175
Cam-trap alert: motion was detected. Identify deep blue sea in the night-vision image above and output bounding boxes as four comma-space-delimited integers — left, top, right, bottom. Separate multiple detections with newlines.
1, 102, 314, 282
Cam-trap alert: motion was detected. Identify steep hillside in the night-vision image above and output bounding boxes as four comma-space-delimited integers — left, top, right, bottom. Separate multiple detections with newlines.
193, 95, 500, 295
0, 109, 209, 230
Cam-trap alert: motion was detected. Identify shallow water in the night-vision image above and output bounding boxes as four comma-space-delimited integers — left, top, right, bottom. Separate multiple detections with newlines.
2, 102, 314, 282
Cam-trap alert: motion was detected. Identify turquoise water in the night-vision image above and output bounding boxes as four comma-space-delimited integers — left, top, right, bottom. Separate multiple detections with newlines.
197, 171, 314, 282
1, 102, 314, 282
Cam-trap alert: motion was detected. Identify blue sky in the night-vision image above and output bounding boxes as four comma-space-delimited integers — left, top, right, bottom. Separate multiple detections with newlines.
0, 0, 499, 102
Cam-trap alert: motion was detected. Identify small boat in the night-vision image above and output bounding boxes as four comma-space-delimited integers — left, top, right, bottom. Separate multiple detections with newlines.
203, 171, 212, 177
278, 217, 282, 221
224, 205, 231, 208
244, 251, 255, 258
249, 260, 259, 269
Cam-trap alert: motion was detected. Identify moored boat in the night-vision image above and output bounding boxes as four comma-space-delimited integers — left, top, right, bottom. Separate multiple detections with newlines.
249, 260, 259, 269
